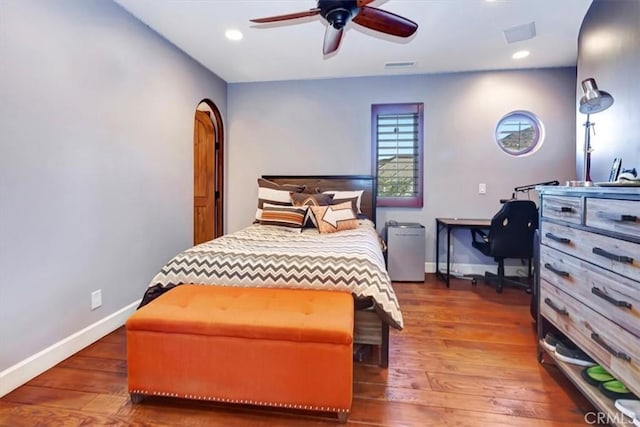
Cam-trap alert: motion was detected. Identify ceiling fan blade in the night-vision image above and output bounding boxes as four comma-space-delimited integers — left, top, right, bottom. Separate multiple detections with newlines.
356, 0, 377, 6
352, 6, 418, 37
250, 8, 320, 24
323, 26, 344, 55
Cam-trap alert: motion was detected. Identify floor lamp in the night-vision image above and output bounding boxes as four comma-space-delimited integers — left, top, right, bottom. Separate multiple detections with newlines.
578, 78, 614, 185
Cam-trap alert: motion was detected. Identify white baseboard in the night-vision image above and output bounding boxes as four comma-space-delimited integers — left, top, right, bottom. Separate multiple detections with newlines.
425, 262, 530, 277
0, 299, 140, 397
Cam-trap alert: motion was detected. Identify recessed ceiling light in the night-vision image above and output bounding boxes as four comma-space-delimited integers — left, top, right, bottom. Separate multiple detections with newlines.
225, 29, 243, 41
512, 50, 530, 59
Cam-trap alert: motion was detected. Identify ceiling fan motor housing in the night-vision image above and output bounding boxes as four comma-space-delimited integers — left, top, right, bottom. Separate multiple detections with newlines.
318, 0, 359, 29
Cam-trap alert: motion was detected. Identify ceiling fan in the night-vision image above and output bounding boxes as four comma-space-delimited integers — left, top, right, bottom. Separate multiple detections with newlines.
250, 0, 418, 55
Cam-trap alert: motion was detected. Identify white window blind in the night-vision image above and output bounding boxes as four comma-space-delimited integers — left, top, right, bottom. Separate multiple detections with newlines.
372, 103, 423, 207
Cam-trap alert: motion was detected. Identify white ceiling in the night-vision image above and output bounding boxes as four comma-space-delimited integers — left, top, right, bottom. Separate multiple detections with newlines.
114, 0, 593, 84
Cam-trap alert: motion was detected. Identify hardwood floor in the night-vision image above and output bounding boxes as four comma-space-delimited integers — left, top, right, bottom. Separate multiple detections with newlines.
0, 275, 594, 426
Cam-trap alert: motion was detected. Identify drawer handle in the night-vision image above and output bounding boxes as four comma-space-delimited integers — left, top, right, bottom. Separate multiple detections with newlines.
591, 287, 633, 309
550, 206, 574, 213
597, 212, 638, 223
544, 263, 570, 277
544, 297, 568, 316
544, 233, 571, 244
592, 247, 634, 264
590, 332, 631, 362
545, 233, 571, 244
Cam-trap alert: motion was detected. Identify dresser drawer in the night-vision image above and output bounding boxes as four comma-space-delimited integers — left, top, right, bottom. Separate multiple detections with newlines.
541, 221, 640, 282
540, 245, 640, 338
541, 195, 582, 224
586, 198, 640, 240
540, 280, 640, 396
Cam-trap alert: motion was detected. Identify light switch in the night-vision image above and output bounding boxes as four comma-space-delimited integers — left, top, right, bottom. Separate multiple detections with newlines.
479, 183, 487, 194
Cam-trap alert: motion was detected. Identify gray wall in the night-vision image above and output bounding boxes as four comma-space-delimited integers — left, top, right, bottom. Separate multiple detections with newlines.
576, 0, 640, 180
0, 0, 227, 370
228, 68, 577, 268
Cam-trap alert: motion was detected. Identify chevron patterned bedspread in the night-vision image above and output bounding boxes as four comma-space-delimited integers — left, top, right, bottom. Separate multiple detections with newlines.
147, 220, 403, 330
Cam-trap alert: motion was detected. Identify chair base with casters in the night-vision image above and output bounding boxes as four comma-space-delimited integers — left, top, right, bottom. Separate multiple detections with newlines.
469, 252, 533, 293
469, 199, 539, 293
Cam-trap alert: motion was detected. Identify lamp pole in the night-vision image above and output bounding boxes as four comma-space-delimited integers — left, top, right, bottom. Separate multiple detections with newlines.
583, 114, 593, 183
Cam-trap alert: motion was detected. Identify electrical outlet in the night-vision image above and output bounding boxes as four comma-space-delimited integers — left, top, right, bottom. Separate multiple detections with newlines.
478, 183, 487, 194
91, 289, 102, 310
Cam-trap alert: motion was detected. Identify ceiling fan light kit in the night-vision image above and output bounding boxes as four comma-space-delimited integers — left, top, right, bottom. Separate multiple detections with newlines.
250, 0, 418, 55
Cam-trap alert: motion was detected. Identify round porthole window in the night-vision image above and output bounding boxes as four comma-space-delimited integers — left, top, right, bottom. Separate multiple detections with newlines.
494, 110, 544, 156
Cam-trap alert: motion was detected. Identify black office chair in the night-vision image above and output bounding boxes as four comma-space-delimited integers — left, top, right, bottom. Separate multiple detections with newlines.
470, 200, 538, 293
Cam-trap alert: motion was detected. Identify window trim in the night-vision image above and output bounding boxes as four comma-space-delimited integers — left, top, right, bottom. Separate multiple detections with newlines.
371, 103, 424, 208
494, 110, 544, 157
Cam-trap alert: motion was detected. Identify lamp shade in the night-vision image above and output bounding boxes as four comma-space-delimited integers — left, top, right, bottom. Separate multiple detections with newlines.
579, 78, 614, 114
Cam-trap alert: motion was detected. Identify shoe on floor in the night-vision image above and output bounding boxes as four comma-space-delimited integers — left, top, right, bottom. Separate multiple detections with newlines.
542, 332, 571, 352
615, 399, 640, 419
554, 342, 596, 367
599, 380, 637, 400
581, 365, 615, 386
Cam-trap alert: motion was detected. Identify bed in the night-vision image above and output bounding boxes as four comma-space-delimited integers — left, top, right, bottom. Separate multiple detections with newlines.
140, 175, 402, 367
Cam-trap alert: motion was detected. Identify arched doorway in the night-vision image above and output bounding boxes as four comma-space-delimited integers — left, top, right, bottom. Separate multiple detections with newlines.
193, 99, 224, 245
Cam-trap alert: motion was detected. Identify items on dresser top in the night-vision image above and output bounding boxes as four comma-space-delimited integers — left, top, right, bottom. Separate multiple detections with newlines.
596, 180, 640, 187
597, 167, 640, 186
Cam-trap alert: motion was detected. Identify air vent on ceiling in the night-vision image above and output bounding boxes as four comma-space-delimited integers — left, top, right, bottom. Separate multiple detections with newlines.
384, 61, 416, 70
503, 22, 536, 44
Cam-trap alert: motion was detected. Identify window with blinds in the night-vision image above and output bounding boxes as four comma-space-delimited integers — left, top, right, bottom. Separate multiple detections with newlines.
371, 103, 424, 207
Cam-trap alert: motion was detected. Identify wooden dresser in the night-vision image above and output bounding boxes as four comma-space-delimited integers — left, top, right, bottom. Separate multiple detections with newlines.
536, 186, 640, 425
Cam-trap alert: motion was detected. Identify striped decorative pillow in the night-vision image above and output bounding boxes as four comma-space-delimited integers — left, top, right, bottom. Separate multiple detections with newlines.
259, 204, 308, 229
254, 179, 305, 223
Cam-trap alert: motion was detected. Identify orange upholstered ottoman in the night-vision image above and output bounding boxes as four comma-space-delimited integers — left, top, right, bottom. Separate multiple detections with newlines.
126, 285, 354, 422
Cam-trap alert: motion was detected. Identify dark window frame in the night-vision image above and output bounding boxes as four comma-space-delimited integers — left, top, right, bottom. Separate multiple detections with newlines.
371, 103, 424, 208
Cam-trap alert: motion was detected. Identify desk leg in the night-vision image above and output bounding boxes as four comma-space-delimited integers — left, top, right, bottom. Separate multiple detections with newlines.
435, 222, 441, 282
446, 226, 451, 287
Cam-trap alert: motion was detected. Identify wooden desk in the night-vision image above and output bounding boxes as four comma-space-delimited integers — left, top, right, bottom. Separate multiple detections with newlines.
435, 218, 491, 287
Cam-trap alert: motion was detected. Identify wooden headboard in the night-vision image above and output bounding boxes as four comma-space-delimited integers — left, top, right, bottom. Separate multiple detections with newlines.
262, 175, 377, 225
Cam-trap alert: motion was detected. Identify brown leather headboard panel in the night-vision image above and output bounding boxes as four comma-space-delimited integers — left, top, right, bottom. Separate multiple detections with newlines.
261, 175, 377, 224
